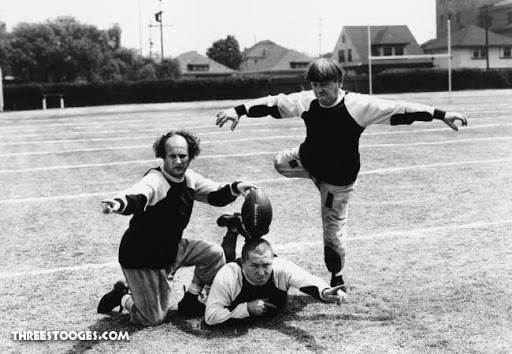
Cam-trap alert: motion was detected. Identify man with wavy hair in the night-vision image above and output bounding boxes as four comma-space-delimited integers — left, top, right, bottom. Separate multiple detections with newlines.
97, 130, 256, 326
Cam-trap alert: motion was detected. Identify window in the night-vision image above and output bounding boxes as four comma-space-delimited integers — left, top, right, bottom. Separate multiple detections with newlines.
187, 64, 209, 72
502, 46, 512, 58
471, 47, 487, 59
371, 46, 380, 56
440, 14, 444, 24
347, 49, 352, 62
383, 46, 393, 56
290, 61, 310, 69
338, 50, 345, 62
456, 12, 461, 24
508, 11, 512, 25
342, 34, 345, 43
395, 46, 404, 56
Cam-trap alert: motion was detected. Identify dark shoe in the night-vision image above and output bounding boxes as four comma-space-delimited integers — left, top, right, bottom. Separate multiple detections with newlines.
97, 281, 129, 314
330, 274, 347, 293
216, 213, 250, 238
178, 291, 206, 317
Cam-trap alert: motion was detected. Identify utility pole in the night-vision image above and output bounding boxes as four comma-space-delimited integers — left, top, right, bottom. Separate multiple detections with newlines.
318, 18, 322, 57
155, 0, 164, 60
152, 0, 173, 61
480, 5, 490, 71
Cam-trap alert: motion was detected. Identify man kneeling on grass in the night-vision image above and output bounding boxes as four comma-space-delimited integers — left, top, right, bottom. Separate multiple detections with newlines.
205, 238, 347, 325
97, 130, 255, 326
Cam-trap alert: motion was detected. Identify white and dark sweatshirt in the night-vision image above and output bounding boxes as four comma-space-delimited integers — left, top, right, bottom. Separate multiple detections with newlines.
111, 166, 241, 269
234, 89, 446, 186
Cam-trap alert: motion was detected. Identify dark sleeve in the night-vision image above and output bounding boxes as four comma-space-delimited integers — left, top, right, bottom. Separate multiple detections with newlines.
390, 109, 446, 126
118, 195, 147, 215
299, 286, 324, 302
207, 181, 240, 206
235, 104, 282, 119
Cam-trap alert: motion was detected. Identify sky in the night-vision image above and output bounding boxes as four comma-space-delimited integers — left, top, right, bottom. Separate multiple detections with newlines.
0, 0, 437, 58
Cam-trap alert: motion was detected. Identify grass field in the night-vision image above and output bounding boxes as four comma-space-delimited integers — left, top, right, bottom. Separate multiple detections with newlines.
1, 89, 511, 354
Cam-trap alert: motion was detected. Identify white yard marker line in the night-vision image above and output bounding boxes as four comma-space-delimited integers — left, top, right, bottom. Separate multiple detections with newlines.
0, 219, 510, 279
1, 122, 511, 147
1, 157, 511, 204
2, 130, 512, 158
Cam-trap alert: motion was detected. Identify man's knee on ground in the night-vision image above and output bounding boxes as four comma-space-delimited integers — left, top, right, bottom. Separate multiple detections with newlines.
131, 307, 167, 327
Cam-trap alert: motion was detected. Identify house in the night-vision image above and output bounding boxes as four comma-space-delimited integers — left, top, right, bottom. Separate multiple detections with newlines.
239, 40, 314, 77
423, 25, 512, 68
331, 26, 433, 75
175, 51, 236, 79
436, 0, 512, 39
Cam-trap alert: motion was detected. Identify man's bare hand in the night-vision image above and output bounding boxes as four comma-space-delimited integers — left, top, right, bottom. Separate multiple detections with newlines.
101, 199, 121, 214
247, 299, 277, 317
443, 111, 468, 131
216, 108, 240, 131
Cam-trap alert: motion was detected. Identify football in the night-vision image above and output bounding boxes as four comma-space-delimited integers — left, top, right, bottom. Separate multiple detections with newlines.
241, 188, 273, 238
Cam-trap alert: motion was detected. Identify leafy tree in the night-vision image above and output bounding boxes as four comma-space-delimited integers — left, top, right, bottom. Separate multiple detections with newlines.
0, 22, 12, 75
206, 35, 242, 70
7, 17, 124, 82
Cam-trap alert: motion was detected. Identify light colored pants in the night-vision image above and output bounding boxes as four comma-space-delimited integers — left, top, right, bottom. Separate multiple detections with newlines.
273, 146, 355, 274
123, 238, 225, 326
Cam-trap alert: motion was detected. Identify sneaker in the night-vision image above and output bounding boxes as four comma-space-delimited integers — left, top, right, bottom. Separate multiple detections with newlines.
330, 274, 347, 293
178, 291, 206, 317
216, 213, 250, 238
97, 281, 129, 314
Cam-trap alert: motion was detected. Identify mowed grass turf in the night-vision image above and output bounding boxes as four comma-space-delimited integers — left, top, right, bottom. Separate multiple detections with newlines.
0, 90, 511, 354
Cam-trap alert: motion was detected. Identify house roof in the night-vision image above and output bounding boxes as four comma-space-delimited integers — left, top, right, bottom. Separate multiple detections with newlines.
175, 51, 236, 74
423, 25, 512, 50
241, 40, 313, 72
342, 25, 427, 65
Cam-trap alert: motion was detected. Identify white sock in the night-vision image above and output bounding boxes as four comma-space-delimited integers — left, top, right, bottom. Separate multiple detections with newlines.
121, 294, 133, 312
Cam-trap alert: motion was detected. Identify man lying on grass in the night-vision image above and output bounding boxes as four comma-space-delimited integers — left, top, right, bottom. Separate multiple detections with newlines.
97, 130, 255, 326
205, 237, 346, 325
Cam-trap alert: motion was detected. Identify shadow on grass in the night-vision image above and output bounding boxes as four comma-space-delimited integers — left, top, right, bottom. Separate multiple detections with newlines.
167, 294, 394, 354
65, 295, 394, 354
65, 313, 142, 354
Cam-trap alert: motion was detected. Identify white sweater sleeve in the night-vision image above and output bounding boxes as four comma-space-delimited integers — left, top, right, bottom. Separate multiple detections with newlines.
204, 264, 250, 325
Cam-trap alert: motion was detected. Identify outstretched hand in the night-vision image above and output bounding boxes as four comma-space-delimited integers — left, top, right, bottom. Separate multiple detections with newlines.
322, 285, 348, 305
216, 108, 240, 131
101, 199, 121, 214
236, 182, 258, 197
443, 111, 468, 131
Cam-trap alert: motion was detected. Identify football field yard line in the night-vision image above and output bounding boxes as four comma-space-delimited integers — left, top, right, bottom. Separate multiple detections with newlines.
2, 135, 511, 158
1, 157, 511, 203
1, 121, 511, 146
1, 219, 510, 279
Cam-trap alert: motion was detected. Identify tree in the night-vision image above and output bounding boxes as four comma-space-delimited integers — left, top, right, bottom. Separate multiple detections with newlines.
8, 17, 122, 82
206, 35, 242, 70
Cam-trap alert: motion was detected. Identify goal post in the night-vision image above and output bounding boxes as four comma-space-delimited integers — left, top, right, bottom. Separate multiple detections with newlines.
367, 20, 452, 101
0, 66, 3, 112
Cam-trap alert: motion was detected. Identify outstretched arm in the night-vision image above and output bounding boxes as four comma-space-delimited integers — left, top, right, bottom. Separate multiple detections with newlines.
215, 91, 315, 131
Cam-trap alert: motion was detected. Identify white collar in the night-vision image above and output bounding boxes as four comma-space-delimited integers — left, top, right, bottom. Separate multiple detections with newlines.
161, 165, 185, 183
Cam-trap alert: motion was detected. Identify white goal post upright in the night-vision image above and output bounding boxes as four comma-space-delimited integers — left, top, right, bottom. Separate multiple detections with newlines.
368, 20, 452, 101
0, 66, 3, 112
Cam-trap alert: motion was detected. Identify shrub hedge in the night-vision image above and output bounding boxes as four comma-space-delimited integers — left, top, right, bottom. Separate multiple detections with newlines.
3, 69, 512, 111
